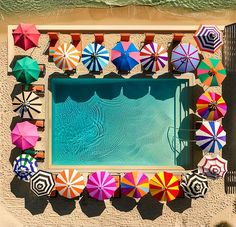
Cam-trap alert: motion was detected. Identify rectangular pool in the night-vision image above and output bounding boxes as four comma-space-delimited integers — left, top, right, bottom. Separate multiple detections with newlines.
51, 78, 190, 167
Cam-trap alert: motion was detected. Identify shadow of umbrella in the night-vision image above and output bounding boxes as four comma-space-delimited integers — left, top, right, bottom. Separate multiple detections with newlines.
137, 193, 163, 220
111, 195, 136, 212
167, 197, 191, 213
10, 176, 29, 198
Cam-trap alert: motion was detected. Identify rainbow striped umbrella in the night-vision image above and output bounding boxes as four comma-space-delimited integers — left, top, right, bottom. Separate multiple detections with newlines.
198, 155, 228, 179
121, 171, 149, 199
140, 42, 168, 72
196, 121, 226, 153
13, 154, 38, 182
53, 43, 80, 71
55, 169, 85, 199
111, 41, 140, 71
82, 43, 109, 72
171, 43, 200, 73
196, 92, 227, 121
87, 171, 117, 201
197, 58, 226, 86
149, 172, 180, 202
194, 25, 223, 53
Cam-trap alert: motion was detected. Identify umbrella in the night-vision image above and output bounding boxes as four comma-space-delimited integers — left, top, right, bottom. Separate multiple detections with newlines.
121, 171, 149, 199
196, 92, 227, 121
149, 172, 180, 202
12, 91, 42, 119
196, 121, 226, 153
53, 43, 80, 71
111, 41, 140, 71
55, 169, 85, 199
12, 56, 40, 85
30, 170, 55, 197
13, 154, 38, 182
140, 42, 168, 72
11, 121, 39, 150
180, 172, 208, 199
171, 43, 200, 73
82, 43, 109, 71
194, 25, 223, 53
197, 58, 226, 86
198, 155, 228, 179
87, 171, 117, 201
12, 23, 40, 51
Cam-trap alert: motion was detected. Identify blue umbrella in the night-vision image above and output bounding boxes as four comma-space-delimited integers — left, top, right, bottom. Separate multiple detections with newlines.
111, 41, 140, 71
13, 154, 38, 182
171, 43, 200, 73
82, 43, 109, 72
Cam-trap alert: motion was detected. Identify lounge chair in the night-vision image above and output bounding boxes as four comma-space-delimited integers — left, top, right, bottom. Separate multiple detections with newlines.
112, 175, 121, 198
173, 33, 184, 43
70, 33, 82, 58
94, 33, 104, 45
23, 149, 45, 161
22, 84, 45, 96
144, 33, 155, 44
38, 64, 46, 77
120, 33, 130, 42
49, 174, 58, 197
29, 119, 45, 130
47, 32, 60, 57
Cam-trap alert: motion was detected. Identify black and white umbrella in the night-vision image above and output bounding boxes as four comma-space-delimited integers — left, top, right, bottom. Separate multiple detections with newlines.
13, 91, 42, 119
180, 172, 208, 199
30, 170, 55, 197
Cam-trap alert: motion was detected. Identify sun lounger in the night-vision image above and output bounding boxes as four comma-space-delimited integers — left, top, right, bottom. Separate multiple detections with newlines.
38, 64, 46, 77
175, 174, 184, 198
23, 149, 45, 161
173, 33, 184, 43
29, 119, 45, 130
70, 33, 82, 58
120, 33, 130, 42
225, 171, 236, 194
144, 33, 155, 44
94, 33, 104, 45
112, 175, 121, 198
47, 32, 60, 57
49, 174, 58, 198
22, 84, 45, 96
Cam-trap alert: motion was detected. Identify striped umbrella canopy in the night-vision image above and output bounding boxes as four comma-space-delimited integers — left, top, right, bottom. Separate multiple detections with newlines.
180, 172, 208, 199
194, 25, 223, 53
140, 42, 168, 72
196, 92, 227, 121
111, 41, 140, 71
13, 154, 38, 182
121, 171, 149, 199
12, 56, 40, 85
171, 43, 200, 73
196, 121, 226, 153
11, 121, 39, 150
55, 169, 85, 199
87, 171, 117, 201
198, 155, 228, 179
13, 91, 42, 119
30, 170, 55, 197
82, 43, 109, 72
197, 58, 226, 86
12, 23, 40, 51
149, 172, 180, 202
53, 43, 80, 71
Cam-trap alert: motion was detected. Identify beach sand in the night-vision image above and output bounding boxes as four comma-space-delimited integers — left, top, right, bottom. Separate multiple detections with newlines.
1, 6, 236, 227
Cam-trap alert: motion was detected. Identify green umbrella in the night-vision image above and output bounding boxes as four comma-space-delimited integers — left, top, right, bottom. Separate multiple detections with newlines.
13, 56, 40, 85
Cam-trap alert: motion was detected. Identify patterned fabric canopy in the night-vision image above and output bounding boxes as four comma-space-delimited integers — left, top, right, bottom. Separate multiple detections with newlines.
196, 92, 227, 121
13, 154, 38, 182
30, 170, 55, 197
198, 155, 228, 179
140, 42, 168, 72
82, 43, 109, 71
53, 43, 80, 71
194, 25, 223, 53
121, 171, 149, 199
149, 172, 180, 202
180, 172, 208, 199
196, 121, 226, 153
55, 169, 85, 199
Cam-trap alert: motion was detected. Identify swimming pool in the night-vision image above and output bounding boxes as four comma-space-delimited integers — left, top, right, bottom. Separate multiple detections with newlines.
51, 78, 190, 167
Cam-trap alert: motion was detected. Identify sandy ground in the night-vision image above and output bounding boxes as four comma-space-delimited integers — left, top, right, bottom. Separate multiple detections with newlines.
1, 6, 236, 227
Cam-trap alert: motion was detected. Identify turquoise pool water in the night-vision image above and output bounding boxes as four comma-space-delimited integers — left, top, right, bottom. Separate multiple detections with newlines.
51, 78, 189, 166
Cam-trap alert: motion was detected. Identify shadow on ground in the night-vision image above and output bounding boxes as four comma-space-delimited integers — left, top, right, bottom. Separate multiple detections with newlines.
167, 197, 191, 213
111, 195, 136, 212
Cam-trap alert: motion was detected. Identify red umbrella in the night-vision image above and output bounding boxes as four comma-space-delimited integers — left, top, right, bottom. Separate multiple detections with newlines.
12, 23, 40, 51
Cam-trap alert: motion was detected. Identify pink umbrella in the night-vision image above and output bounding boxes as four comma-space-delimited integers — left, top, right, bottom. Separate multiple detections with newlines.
11, 121, 39, 150
12, 23, 40, 51
87, 171, 117, 200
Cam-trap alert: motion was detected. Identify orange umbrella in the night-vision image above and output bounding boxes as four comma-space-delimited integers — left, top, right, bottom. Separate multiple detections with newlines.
149, 172, 180, 202
55, 169, 85, 199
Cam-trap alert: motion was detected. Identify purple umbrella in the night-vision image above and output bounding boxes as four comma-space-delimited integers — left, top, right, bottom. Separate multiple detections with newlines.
171, 43, 200, 73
